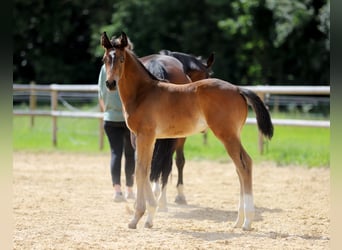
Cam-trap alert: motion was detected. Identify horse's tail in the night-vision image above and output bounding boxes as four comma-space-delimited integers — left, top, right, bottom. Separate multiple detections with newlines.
239, 88, 274, 139
150, 139, 176, 187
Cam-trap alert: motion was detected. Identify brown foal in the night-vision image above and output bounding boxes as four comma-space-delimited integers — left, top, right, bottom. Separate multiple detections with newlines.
101, 32, 273, 230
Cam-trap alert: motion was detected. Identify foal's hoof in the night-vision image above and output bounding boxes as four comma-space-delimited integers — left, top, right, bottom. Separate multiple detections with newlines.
233, 219, 243, 228
242, 225, 253, 231
175, 195, 187, 205
128, 222, 137, 229
144, 221, 153, 228
242, 222, 253, 231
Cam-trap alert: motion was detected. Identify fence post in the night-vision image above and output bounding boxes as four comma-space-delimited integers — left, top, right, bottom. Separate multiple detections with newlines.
29, 81, 36, 128
98, 103, 104, 150
256, 92, 265, 154
99, 119, 104, 150
51, 86, 58, 147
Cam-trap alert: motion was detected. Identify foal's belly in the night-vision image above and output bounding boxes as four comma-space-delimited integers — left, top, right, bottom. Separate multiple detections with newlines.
155, 115, 208, 138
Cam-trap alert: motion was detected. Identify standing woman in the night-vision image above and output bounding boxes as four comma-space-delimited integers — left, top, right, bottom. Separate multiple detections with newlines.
98, 62, 135, 202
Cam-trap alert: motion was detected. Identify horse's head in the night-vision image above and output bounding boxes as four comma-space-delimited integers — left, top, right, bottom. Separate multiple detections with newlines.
189, 52, 215, 81
101, 31, 129, 91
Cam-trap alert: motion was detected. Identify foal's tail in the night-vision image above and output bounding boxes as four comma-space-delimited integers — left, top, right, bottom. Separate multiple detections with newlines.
239, 88, 274, 139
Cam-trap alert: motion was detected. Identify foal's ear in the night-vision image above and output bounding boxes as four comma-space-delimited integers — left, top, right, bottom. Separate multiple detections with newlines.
118, 31, 128, 49
101, 32, 112, 49
206, 52, 215, 68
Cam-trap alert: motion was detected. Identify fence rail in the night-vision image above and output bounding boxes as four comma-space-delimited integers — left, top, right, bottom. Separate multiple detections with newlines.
13, 83, 330, 152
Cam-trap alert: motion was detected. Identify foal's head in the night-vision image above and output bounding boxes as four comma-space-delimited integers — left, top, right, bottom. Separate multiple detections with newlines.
101, 31, 129, 91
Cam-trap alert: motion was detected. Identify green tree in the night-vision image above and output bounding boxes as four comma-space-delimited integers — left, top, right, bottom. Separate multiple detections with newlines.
13, 0, 114, 84
217, 0, 330, 84
93, 0, 329, 85
14, 0, 329, 85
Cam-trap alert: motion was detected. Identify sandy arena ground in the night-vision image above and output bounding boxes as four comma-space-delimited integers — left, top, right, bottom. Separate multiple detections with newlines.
13, 151, 330, 249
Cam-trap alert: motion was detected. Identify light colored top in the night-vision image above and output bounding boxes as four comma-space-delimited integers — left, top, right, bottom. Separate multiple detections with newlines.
98, 65, 125, 121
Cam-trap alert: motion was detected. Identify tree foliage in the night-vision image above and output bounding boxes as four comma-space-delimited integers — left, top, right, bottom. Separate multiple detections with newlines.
13, 0, 114, 83
13, 0, 329, 85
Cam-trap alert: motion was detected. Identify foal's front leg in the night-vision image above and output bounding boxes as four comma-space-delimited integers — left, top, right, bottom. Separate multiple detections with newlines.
128, 161, 146, 229
128, 135, 156, 229
144, 177, 158, 228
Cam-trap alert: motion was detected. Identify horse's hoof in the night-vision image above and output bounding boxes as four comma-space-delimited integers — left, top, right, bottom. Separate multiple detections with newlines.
144, 221, 153, 228
242, 222, 253, 231
128, 222, 137, 229
242, 225, 253, 231
233, 220, 243, 228
175, 195, 187, 205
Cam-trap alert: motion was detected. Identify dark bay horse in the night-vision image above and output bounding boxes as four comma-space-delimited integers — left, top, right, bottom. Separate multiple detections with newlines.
101, 32, 273, 230
140, 52, 214, 211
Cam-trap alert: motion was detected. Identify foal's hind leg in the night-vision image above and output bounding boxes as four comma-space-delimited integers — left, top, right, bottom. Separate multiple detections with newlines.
175, 138, 187, 204
224, 137, 254, 230
233, 171, 245, 228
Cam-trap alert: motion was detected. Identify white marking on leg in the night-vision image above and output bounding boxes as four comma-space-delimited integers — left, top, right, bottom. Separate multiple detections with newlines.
242, 194, 255, 230
152, 181, 161, 198
233, 193, 244, 228
145, 203, 157, 228
175, 184, 187, 204
158, 185, 168, 212
144, 178, 157, 228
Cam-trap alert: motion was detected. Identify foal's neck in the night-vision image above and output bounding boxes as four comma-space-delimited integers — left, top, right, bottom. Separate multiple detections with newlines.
118, 49, 158, 112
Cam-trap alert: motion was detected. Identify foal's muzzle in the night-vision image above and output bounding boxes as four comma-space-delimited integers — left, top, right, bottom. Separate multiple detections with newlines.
106, 80, 117, 91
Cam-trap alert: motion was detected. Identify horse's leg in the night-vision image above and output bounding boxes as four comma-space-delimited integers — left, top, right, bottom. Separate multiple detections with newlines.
150, 138, 174, 212
152, 179, 168, 212
152, 181, 161, 200
144, 175, 158, 228
128, 135, 156, 229
223, 138, 254, 230
212, 130, 254, 230
239, 146, 254, 230
233, 170, 245, 228
175, 138, 187, 204
158, 140, 174, 212
152, 181, 167, 212
158, 184, 168, 212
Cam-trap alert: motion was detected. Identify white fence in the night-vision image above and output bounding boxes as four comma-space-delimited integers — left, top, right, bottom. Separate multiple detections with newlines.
13, 83, 104, 149
13, 83, 330, 152
243, 85, 330, 153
